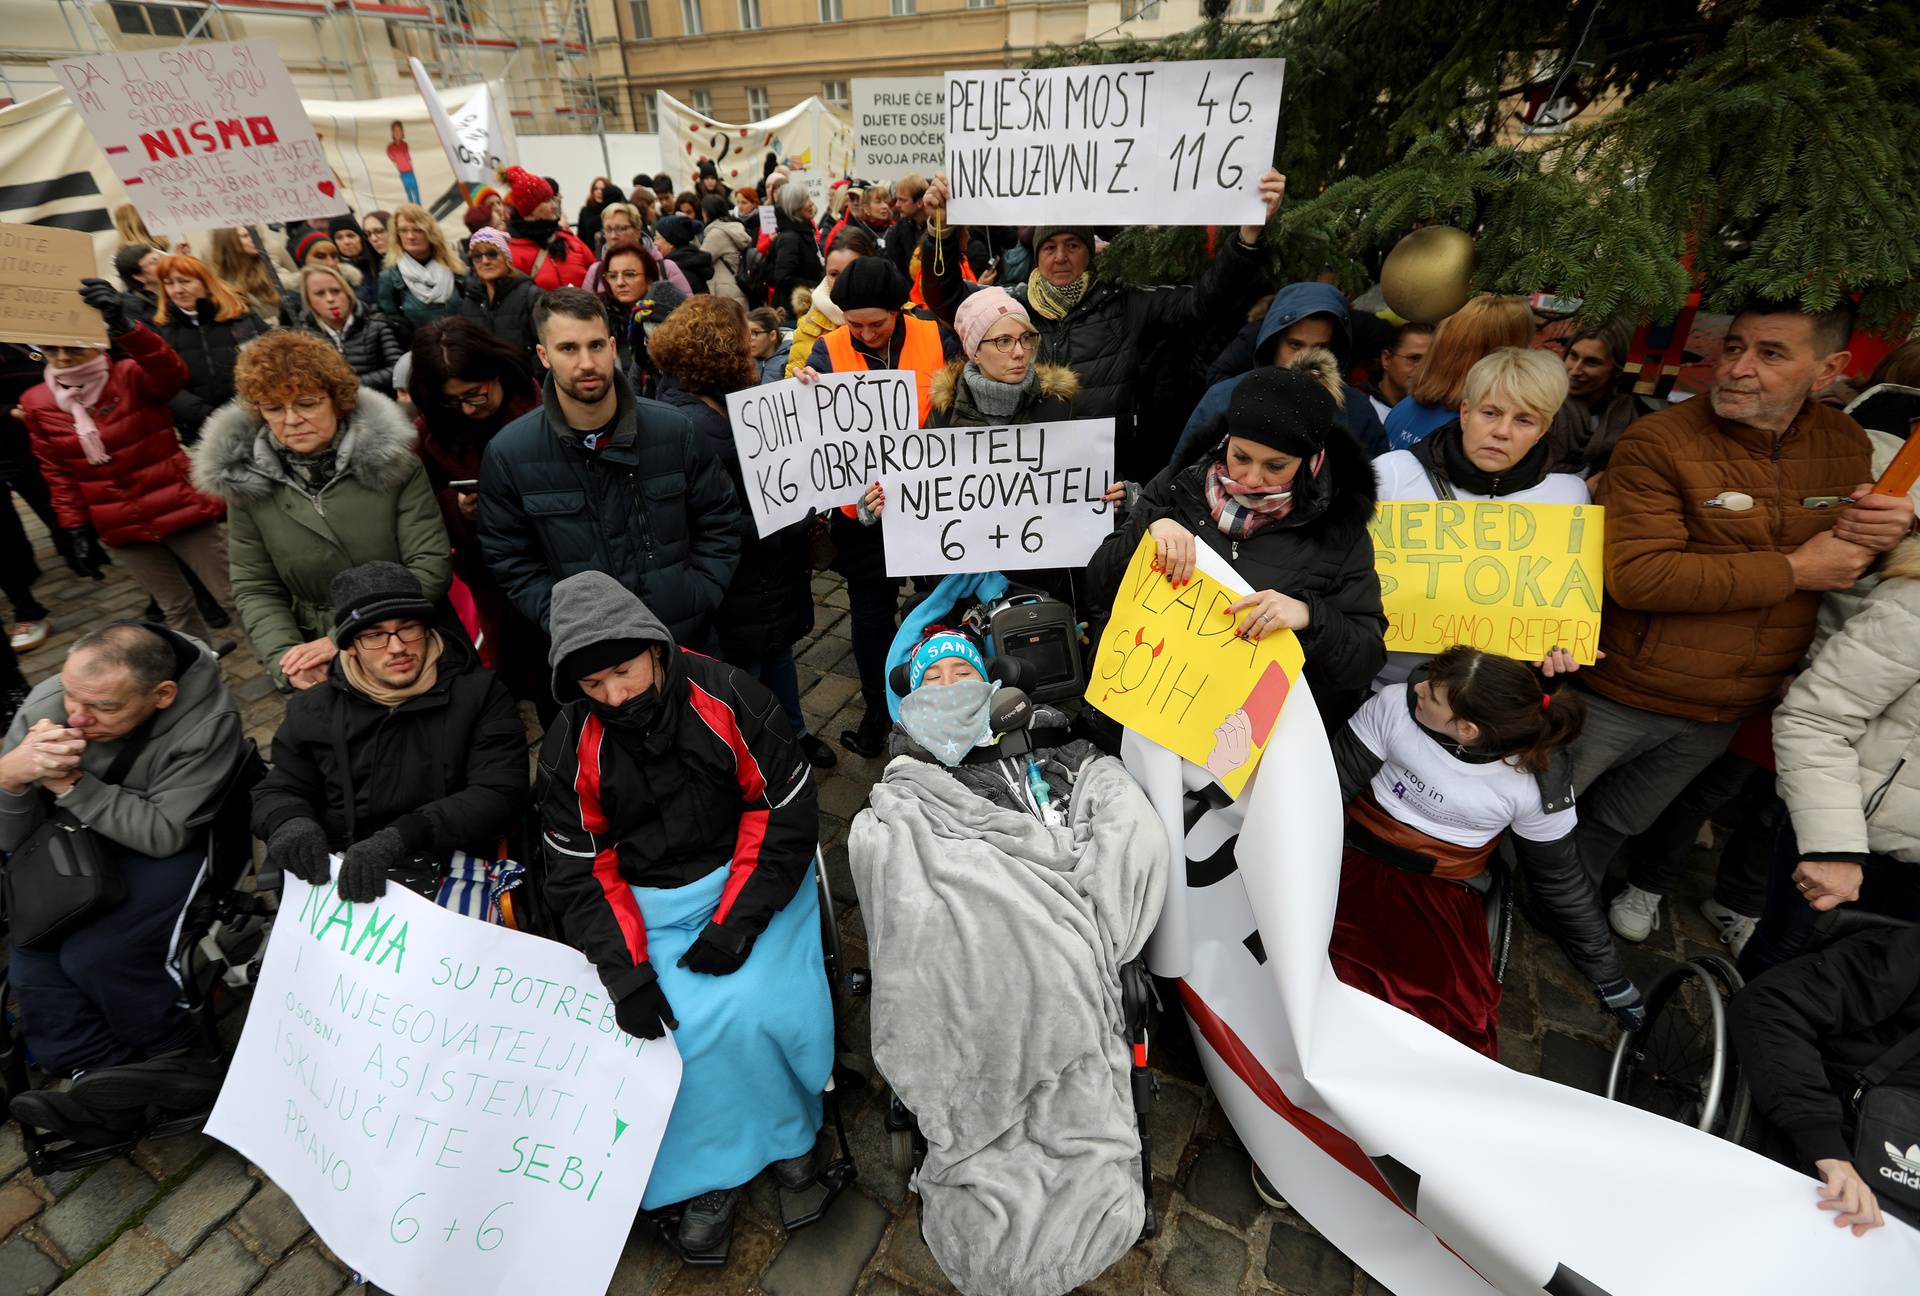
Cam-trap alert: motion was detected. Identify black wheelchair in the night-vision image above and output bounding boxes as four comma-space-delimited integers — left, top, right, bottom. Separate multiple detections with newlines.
0, 740, 269, 1174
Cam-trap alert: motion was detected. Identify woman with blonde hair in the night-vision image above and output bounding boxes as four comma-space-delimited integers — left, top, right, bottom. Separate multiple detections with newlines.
295, 264, 404, 395
375, 202, 468, 340
112, 202, 167, 251
207, 227, 285, 322
1383, 293, 1535, 451
150, 253, 270, 442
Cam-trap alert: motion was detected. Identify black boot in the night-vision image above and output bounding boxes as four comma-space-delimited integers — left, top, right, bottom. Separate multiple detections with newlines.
772, 1150, 814, 1191
10, 1085, 144, 1148
677, 1187, 739, 1256
839, 707, 891, 759
796, 733, 838, 770
70, 1048, 224, 1118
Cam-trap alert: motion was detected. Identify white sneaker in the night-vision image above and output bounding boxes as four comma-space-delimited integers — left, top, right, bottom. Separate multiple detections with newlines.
8, 620, 48, 651
1700, 898, 1757, 958
1608, 885, 1664, 941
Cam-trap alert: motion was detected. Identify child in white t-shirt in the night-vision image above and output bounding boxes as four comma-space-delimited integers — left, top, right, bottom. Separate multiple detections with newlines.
1330, 646, 1643, 1055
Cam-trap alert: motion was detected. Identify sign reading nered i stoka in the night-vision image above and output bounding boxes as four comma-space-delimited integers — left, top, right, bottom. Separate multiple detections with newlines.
943, 59, 1284, 226
54, 39, 347, 231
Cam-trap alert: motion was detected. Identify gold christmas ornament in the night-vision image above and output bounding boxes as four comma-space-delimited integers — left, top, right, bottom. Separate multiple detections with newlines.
1379, 226, 1476, 324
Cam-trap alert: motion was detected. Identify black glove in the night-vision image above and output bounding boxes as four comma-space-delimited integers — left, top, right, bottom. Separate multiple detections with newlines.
77, 278, 132, 336
613, 962, 678, 1040
677, 921, 754, 976
267, 817, 332, 887
66, 528, 106, 580
337, 826, 406, 903
1596, 977, 1648, 1033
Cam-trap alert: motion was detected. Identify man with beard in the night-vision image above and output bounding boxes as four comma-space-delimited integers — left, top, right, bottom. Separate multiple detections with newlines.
476, 288, 741, 647
251, 562, 527, 909
1562, 299, 1916, 941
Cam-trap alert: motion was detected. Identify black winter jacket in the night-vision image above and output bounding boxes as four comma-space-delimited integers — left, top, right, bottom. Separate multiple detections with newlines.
665, 245, 714, 295
1086, 427, 1386, 729
297, 306, 404, 396
155, 302, 269, 443
1730, 925, 1920, 1167
654, 377, 814, 658
475, 371, 743, 642
250, 634, 527, 893
538, 572, 817, 993
920, 225, 1268, 481
458, 273, 542, 370
769, 208, 824, 319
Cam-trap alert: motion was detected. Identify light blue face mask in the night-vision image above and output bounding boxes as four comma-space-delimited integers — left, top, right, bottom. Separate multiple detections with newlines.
899, 678, 997, 767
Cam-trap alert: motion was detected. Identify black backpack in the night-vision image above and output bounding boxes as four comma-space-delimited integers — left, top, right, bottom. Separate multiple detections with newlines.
738, 242, 773, 307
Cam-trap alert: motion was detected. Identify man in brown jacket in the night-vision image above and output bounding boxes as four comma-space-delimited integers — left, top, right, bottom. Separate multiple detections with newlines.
1570, 299, 1914, 941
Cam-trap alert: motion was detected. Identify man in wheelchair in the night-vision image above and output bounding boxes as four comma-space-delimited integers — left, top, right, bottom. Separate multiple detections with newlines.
849, 625, 1170, 1296
251, 562, 528, 914
537, 571, 832, 1261
0, 621, 246, 1146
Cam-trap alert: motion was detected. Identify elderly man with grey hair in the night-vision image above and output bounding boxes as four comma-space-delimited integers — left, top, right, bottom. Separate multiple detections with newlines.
0, 620, 245, 1146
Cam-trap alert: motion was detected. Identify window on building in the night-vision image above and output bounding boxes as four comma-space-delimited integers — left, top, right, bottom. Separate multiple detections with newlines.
110, 2, 222, 38
818, 0, 843, 18
633, 90, 657, 132
1227, 0, 1263, 12
737, 0, 761, 27
680, 0, 704, 34
889, 0, 915, 15
966, 0, 994, 8
747, 86, 771, 120
1120, 0, 1162, 17
691, 88, 714, 116
628, 0, 653, 37
822, 79, 850, 111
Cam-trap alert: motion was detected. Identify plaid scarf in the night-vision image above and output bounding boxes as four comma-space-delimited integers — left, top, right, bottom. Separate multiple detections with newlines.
1204, 453, 1324, 539
1025, 270, 1092, 321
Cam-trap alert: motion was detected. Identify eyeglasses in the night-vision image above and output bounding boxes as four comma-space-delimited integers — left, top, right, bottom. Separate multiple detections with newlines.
446, 381, 494, 409
353, 623, 428, 650
605, 269, 648, 284
257, 395, 330, 422
470, 250, 503, 263
981, 331, 1037, 356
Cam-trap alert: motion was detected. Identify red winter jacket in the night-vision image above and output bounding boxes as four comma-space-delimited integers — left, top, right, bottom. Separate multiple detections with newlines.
21, 324, 225, 547
507, 229, 596, 290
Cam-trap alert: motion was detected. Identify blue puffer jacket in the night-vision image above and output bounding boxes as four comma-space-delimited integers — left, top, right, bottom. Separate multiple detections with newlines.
1172, 282, 1387, 466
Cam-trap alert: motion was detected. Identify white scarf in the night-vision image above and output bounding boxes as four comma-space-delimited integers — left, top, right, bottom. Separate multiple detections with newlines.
397, 252, 455, 305
812, 276, 844, 327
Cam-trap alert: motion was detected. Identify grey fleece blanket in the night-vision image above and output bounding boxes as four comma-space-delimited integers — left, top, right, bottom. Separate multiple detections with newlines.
849, 754, 1169, 1296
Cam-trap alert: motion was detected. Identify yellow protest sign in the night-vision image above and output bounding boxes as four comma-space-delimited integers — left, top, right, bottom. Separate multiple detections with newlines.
1370, 500, 1605, 664
1086, 532, 1304, 798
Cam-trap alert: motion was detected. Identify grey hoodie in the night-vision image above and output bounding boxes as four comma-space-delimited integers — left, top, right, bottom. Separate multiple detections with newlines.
547, 570, 676, 701
0, 627, 245, 857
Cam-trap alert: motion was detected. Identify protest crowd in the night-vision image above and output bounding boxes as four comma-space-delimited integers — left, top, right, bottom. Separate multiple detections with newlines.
3, 82, 1920, 1296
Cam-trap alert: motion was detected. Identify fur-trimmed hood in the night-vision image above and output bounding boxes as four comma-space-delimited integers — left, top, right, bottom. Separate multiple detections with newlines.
190, 388, 421, 505
929, 360, 1080, 420
1885, 535, 1920, 582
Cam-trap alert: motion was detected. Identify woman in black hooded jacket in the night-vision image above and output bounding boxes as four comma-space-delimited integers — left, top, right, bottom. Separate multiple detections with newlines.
1086, 350, 1386, 731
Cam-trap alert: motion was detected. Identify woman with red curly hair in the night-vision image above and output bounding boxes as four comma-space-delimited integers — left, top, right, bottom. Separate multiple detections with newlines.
648, 296, 835, 768
150, 253, 269, 443
191, 331, 449, 691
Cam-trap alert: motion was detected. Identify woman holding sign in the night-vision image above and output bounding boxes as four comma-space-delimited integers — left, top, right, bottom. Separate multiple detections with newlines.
1369, 347, 1589, 688
1087, 352, 1387, 731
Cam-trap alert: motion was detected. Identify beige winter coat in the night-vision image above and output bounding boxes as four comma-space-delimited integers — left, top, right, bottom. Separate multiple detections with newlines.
1774, 537, 1920, 864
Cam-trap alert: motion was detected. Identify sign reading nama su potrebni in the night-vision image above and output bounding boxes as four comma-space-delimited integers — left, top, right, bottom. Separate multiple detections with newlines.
54, 39, 346, 231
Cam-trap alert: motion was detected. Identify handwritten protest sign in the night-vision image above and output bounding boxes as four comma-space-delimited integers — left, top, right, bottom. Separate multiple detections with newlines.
853, 78, 945, 181
943, 59, 1285, 226
54, 39, 346, 232
0, 222, 107, 348
1370, 500, 1605, 665
881, 417, 1115, 576
1088, 531, 1303, 798
207, 874, 680, 1296
725, 370, 917, 536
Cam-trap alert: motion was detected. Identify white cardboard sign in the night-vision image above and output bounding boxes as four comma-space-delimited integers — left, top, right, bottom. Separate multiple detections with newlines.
726, 370, 919, 537
206, 873, 681, 1296
410, 58, 507, 188
852, 77, 946, 182
944, 59, 1284, 227
881, 418, 1115, 576
54, 39, 347, 231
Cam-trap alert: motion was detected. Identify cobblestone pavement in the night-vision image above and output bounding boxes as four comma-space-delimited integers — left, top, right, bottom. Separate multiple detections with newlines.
1, 510, 1733, 1296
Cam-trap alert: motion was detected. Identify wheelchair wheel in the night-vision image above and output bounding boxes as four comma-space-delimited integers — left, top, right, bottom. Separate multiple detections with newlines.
1604, 958, 1749, 1142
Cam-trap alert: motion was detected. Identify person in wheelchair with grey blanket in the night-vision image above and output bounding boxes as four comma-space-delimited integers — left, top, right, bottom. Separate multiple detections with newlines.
1, 621, 247, 1145
849, 625, 1170, 1296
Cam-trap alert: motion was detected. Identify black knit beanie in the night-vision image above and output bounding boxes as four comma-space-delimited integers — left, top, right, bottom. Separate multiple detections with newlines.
832, 257, 910, 313
558, 637, 655, 685
330, 561, 436, 646
1224, 365, 1336, 458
